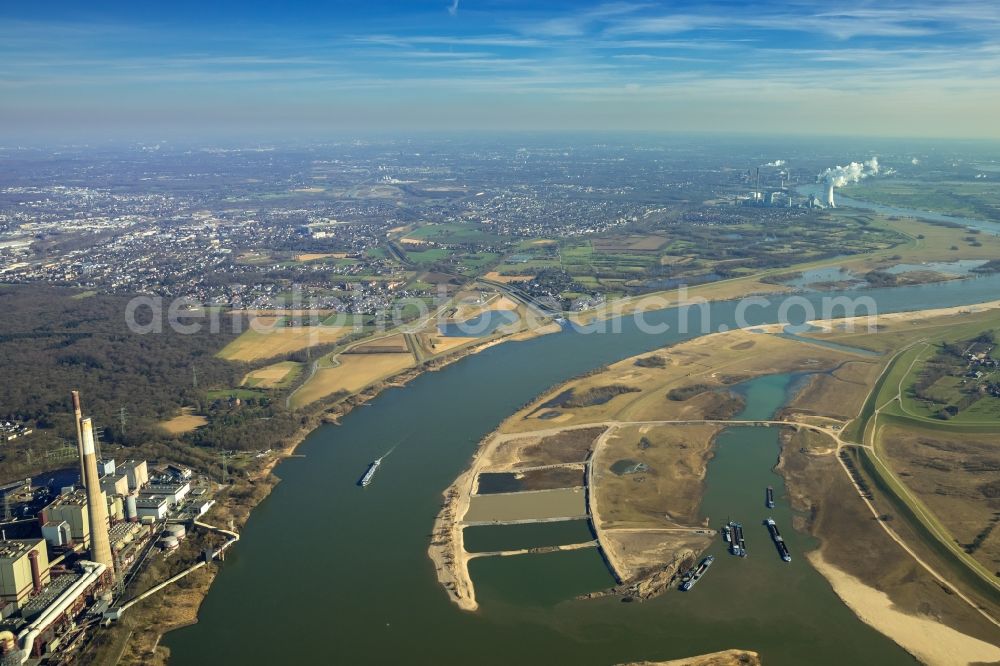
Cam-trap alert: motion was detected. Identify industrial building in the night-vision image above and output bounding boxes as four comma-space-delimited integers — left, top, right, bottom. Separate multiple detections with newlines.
40, 491, 91, 547
134, 496, 170, 521
141, 482, 190, 508
97, 459, 116, 477
120, 460, 149, 492
100, 471, 129, 499
0, 540, 50, 608
0, 556, 107, 662
40, 522, 71, 549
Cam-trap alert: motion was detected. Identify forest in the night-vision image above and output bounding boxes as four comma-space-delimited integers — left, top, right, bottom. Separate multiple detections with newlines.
0, 286, 308, 482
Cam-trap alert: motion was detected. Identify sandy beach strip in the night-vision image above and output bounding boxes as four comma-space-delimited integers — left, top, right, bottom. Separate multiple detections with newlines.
809, 551, 1000, 666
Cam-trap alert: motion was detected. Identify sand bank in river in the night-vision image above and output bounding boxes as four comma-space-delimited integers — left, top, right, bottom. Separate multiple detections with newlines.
619, 649, 760, 666
809, 551, 1000, 666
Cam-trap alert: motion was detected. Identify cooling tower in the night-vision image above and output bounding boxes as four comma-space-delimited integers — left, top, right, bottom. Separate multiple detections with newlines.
825, 182, 836, 208
80, 417, 115, 573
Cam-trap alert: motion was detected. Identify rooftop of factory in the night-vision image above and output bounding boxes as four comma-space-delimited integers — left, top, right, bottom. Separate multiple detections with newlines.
20, 573, 80, 622
47, 489, 88, 507
134, 496, 169, 507
109, 523, 141, 539
0, 539, 41, 560
143, 482, 188, 494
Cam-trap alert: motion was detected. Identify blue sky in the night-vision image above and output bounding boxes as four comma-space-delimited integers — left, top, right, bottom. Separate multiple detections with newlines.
2, 1, 998, 139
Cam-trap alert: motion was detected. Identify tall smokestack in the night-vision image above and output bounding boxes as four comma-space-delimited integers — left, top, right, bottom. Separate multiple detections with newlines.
825, 182, 836, 208
71, 391, 86, 490
80, 417, 114, 573
28, 550, 42, 594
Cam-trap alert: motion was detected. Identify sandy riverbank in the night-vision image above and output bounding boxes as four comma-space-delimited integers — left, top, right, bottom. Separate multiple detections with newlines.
808, 552, 1000, 666
619, 650, 761, 666
751, 297, 1000, 334
429, 439, 481, 611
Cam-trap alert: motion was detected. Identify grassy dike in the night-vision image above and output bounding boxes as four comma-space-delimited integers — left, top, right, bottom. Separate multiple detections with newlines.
834, 312, 1000, 614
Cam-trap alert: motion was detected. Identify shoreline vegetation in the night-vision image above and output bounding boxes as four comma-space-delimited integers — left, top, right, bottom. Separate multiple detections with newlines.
429, 301, 1000, 666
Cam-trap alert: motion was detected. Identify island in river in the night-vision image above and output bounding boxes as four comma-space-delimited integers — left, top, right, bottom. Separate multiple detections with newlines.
431, 301, 1000, 666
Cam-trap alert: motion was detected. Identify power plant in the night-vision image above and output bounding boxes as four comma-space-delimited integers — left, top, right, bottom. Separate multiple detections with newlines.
817, 156, 880, 209
739, 163, 795, 208
0, 393, 114, 664
0, 391, 232, 662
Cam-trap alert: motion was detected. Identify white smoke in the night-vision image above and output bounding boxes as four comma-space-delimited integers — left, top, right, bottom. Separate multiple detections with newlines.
764, 160, 785, 167
818, 157, 880, 188
816, 157, 880, 207
911, 158, 920, 165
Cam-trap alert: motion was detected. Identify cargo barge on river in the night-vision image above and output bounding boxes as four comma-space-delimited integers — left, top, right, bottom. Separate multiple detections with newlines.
764, 517, 791, 562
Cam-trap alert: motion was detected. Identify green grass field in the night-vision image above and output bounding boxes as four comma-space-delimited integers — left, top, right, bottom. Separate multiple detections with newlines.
405, 222, 500, 244
843, 180, 1000, 222
405, 247, 453, 264
206, 388, 267, 401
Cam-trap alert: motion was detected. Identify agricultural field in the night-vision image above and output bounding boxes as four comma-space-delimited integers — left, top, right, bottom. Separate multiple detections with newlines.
876, 422, 1000, 572
899, 332, 1000, 423
795, 304, 1000, 607
586, 215, 1000, 326
293, 252, 350, 262
809, 305, 1000, 426
485, 214, 924, 302
482, 271, 534, 284
218, 319, 356, 362
842, 180, 1000, 221
402, 222, 502, 245
404, 246, 453, 264
289, 351, 416, 408
241, 361, 303, 389
347, 334, 409, 354
401, 210, 1000, 302
420, 334, 479, 355
159, 409, 208, 435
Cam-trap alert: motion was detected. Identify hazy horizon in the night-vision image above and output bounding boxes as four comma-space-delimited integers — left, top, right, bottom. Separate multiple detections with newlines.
3, 0, 999, 140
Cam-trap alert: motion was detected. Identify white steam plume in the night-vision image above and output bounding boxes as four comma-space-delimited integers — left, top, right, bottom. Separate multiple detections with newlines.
764, 160, 785, 167
819, 157, 879, 187
817, 157, 880, 207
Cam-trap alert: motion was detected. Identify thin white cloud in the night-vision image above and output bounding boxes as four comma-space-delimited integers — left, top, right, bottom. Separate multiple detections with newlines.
522, 2, 651, 37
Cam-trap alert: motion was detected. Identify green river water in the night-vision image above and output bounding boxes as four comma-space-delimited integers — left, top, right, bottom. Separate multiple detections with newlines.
166, 276, 1000, 665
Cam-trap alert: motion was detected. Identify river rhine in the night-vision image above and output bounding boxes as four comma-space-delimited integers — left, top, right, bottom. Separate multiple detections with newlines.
165, 274, 1000, 665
